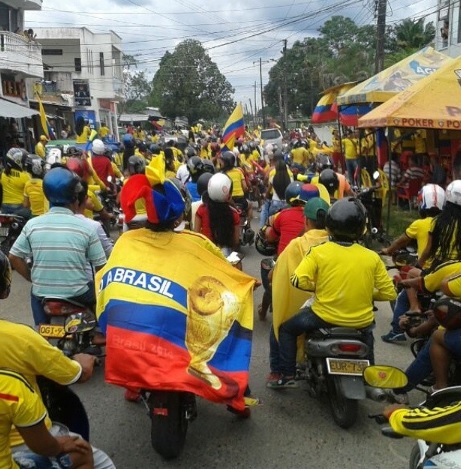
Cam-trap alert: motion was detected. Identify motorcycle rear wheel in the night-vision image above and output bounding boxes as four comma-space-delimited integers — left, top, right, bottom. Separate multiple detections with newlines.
148, 391, 188, 460
327, 375, 358, 429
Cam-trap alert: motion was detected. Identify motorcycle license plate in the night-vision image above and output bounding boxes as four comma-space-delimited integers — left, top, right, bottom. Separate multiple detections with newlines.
326, 358, 370, 376
0, 227, 9, 237
38, 324, 66, 339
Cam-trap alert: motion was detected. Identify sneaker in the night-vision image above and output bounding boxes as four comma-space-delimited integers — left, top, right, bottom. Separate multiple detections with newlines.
266, 376, 298, 389
381, 330, 406, 343
387, 390, 409, 405
266, 372, 281, 387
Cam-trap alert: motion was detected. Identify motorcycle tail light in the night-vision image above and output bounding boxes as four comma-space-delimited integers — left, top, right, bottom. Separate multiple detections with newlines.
153, 407, 168, 416
338, 343, 364, 353
0, 216, 12, 224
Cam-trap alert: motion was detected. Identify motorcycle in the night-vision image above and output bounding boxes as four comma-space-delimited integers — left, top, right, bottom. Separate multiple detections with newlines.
364, 365, 461, 469
298, 312, 387, 428
38, 298, 103, 357
0, 213, 26, 255
235, 203, 255, 247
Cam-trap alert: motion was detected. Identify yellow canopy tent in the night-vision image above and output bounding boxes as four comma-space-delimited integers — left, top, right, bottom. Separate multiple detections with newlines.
358, 54, 461, 130
337, 47, 450, 106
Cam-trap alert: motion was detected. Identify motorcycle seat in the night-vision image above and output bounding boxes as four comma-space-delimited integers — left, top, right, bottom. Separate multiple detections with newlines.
309, 327, 364, 340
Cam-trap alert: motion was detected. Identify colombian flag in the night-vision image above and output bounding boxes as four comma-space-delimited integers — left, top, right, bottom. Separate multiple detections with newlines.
312, 92, 337, 123
221, 103, 245, 152
96, 229, 256, 411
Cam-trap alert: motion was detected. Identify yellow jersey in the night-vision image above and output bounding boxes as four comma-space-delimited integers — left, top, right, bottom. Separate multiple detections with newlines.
23, 179, 47, 216
224, 168, 245, 198
1, 170, 30, 205
405, 217, 433, 268
75, 125, 91, 144
34, 141, 46, 158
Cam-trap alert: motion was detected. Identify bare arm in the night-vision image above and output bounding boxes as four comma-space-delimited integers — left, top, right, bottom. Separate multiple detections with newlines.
9, 254, 31, 282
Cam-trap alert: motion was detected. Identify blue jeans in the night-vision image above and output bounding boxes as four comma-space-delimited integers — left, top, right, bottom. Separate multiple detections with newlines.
268, 200, 287, 216
399, 338, 433, 393
31, 282, 96, 326
278, 307, 375, 376
269, 325, 280, 373
259, 199, 271, 229
389, 289, 409, 334
13, 452, 72, 469
1, 203, 31, 219
345, 158, 359, 186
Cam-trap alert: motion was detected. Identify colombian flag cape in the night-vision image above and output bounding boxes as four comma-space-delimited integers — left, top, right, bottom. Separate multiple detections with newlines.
96, 229, 256, 411
221, 103, 245, 152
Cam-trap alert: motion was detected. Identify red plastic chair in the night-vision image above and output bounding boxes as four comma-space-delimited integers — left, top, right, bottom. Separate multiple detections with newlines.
397, 177, 423, 211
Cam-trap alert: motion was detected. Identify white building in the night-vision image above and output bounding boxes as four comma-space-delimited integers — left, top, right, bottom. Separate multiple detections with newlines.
33, 27, 123, 138
435, 0, 461, 57
0, 0, 43, 153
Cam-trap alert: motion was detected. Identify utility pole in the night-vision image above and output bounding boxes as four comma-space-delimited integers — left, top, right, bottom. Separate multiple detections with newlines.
259, 58, 265, 128
374, 0, 387, 73
282, 39, 288, 131
254, 81, 258, 126
249, 98, 254, 128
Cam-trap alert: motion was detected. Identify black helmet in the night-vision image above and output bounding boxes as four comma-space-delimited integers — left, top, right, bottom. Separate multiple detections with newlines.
0, 251, 12, 299
6, 148, 27, 171
25, 155, 45, 178
186, 146, 197, 158
285, 181, 304, 205
325, 198, 366, 241
187, 156, 203, 175
221, 151, 235, 169
127, 155, 146, 175
255, 230, 277, 256
197, 172, 213, 197
319, 169, 339, 195
201, 159, 215, 175
273, 149, 284, 162
150, 143, 161, 155
316, 154, 333, 171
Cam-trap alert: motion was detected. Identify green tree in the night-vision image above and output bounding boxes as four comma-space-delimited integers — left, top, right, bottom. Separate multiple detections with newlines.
150, 40, 235, 123
124, 71, 152, 112
393, 18, 435, 50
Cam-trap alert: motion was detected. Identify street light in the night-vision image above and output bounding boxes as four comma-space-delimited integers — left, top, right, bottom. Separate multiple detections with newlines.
253, 58, 276, 128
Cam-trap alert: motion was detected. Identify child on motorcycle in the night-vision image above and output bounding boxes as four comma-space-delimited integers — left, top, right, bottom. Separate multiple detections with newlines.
273, 198, 396, 388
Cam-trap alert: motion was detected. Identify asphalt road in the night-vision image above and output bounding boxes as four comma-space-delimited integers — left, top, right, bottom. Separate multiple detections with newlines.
2, 224, 421, 469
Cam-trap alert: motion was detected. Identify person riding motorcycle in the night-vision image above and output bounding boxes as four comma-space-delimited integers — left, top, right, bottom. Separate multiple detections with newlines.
23, 155, 47, 217
9, 167, 107, 325
273, 198, 396, 388
1, 148, 31, 218
91, 138, 115, 189
0, 251, 115, 469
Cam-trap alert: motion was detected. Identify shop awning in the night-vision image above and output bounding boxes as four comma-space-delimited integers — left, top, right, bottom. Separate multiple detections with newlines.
0, 98, 39, 119
358, 54, 461, 130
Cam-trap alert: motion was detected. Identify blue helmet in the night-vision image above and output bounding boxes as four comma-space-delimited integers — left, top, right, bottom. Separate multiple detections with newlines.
43, 167, 83, 205
122, 133, 135, 148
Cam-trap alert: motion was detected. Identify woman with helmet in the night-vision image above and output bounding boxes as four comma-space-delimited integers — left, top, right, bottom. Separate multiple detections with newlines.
75, 116, 91, 144
23, 155, 47, 217
185, 156, 204, 202
189, 172, 213, 231
195, 173, 240, 255
1, 148, 31, 218
122, 133, 136, 170
272, 198, 396, 388
221, 150, 252, 222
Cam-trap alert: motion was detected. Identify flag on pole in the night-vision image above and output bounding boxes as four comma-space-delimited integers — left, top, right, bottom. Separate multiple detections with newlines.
221, 103, 245, 152
37, 94, 50, 140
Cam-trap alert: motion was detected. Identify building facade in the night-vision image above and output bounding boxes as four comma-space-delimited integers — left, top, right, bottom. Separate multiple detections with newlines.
435, 0, 461, 56
0, 0, 43, 153
33, 27, 123, 138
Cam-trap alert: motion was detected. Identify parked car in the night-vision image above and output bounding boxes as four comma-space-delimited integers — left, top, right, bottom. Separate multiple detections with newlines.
260, 128, 283, 149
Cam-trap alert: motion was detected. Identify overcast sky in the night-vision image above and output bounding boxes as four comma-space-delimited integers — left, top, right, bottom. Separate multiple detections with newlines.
26, 0, 435, 109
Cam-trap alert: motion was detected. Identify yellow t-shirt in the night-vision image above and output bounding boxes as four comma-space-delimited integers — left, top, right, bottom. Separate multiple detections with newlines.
75, 125, 91, 144
34, 141, 46, 158
291, 242, 396, 327
23, 179, 47, 216
99, 125, 110, 138
342, 137, 357, 159
1, 170, 30, 205
290, 147, 309, 166
405, 217, 433, 268
446, 272, 461, 297
224, 168, 245, 197
84, 189, 103, 219
0, 320, 81, 447
423, 261, 461, 293
0, 369, 47, 469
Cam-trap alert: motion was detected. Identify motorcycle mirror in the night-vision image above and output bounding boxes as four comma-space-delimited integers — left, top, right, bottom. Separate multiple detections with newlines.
373, 170, 380, 180
363, 365, 408, 389
64, 312, 97, 334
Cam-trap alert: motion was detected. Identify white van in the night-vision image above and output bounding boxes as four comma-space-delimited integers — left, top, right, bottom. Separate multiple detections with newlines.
260, 128, 283, 149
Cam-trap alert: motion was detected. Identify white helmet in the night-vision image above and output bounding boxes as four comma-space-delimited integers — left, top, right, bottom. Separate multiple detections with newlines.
92, 139, 105, 155
207, 173, 232, 203
419, 184, 445, 211
446, 180, 461, 206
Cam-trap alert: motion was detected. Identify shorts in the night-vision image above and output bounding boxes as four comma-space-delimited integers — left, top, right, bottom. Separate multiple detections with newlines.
443, 329, 461, 359
13, 452, 73, 469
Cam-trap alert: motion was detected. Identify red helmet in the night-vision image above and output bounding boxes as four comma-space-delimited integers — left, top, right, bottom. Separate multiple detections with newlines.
66, 157, 90, 180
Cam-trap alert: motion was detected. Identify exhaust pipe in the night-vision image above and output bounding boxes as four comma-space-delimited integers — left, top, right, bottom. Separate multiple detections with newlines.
365, 385, 388, 402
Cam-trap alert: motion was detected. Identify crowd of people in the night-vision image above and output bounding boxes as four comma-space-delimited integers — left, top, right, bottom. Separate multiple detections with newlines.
1, 119, 461, 468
